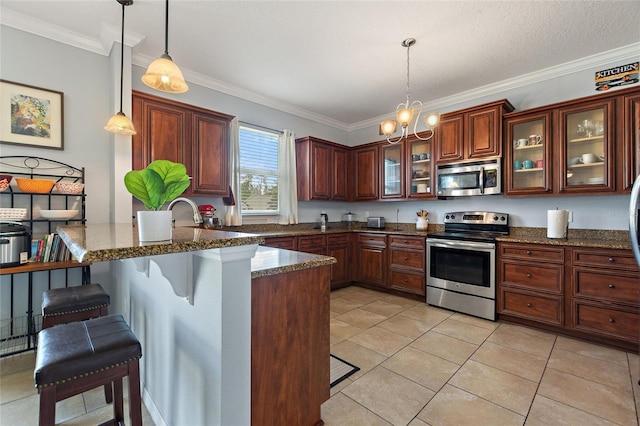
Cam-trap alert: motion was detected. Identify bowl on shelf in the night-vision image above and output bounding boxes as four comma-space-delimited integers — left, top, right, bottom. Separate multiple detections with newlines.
0, 174, 12, 192
15, 178, 55, 193
54, 181, 84, 194
0, 207, 27, 220
39, 209, 79, 220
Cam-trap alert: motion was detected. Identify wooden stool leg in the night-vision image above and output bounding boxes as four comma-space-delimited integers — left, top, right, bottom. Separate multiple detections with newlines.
39, 386, 56, 426
113, 377, 124, 423
104, 382, 113, 404
128, 360, 143, 426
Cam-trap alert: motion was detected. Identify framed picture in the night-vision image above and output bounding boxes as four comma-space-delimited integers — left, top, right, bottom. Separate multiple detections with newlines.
0, 80, 64, 150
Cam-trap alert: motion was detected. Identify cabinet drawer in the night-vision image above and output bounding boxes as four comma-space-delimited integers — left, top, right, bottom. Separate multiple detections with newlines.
499, 288, 563, 325
263, 237, 297, 251
499, 243, 564, 263
390, 249, 425, 271
358, 233, 386, 247
389, 236, 425, 249
327, 233, 349, 247
572, 300, 639, 343
389, 270, 424, 295
298, 235, 326, 253
572, 248, 639, 272
501, 261, 563, 293
573, 268, 639, 304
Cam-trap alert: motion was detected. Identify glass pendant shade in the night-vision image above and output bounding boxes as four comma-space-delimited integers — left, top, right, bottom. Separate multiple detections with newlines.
396, 106, 414, 127
380, 120, 397, 136
105, 111, 137, 135
424, 113, 440, 128
142, 55, 188, 93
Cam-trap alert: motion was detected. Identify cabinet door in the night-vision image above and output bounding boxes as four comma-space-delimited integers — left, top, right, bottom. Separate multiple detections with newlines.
406, 138, 435, 198
353, 146, 379, 200
298, 235, 326, 255
309, 142, 331, 200
327, 234, 351, 287
356, 234, 386, 287
132, 97, 189, 170
623, 92, 640, 191
190, 112, 230, 195
380, 143, 404, 198
332, 147, 348, 201
504, 112, 553, 196
558, 99, 615, 194
467, 106, 502, 159
435, 114, 464, 163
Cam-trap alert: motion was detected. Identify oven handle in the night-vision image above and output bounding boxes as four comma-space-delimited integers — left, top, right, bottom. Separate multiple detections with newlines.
427, 239, 495, 251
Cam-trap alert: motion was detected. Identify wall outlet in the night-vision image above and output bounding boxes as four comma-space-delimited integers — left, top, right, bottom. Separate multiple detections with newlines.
568, 211, 573, 222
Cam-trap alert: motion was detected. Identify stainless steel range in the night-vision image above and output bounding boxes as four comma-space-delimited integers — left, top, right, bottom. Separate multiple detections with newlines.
426, 211, 509, 321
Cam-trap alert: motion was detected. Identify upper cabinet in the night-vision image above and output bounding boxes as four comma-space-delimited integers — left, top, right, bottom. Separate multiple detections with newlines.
435, 99, 514, 163
132, 91, 234, 197
623, 91, 640, 190
296, 136, 348, 201
406, 136, 436, 199
352, 144, 379, 201
380, 142, 405, 199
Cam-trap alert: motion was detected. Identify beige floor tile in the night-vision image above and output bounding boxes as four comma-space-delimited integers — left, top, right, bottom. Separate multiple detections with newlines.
381, 294, 422, 309
411, 331, 478, 365
0, 393, 40, 425
472, 341, 547, 382
0, 369, 36, 404
330, 340, 387, 381
497, 322, 557, 341
449, 359, 537, 416
377, 314, 434, 339
548, 347, 633, 392
361, 300, 408, 317
342, 366, 435, 426
407, 418, 430, 426
417, 384, 524, 426
329, 310, 340, 318
431, 318, 494, 345
538, 368, 636, 425
487, 323, 555, 358
329, 376, 352, 396
321, 392, 392, 426
398, 304, 452, 325
339, 288, 388, 305
382, 346, 460, 392
348, 326, 412, 357
555, 336, 629, 366
335, 308, 388, 329
449, 312, 500, 331
525, 395, 618, 426
330, 297, 366, 314
0, 352, 36, 377
629, 353, 640, 415
330, 318, 363, 346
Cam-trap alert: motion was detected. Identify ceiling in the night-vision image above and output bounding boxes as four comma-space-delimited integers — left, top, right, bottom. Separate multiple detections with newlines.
1, 1, 639, 130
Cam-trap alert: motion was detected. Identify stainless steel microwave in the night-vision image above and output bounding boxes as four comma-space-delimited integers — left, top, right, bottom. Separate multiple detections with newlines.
436, 158, 502, 197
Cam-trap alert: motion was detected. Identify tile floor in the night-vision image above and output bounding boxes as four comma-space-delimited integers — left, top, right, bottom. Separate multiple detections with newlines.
1, 285, 638, 425
323, 286, 640, 426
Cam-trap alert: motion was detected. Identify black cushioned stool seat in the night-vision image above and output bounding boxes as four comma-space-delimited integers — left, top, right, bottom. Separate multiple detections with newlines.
42, 283, 110, 329
34, 314, 142, 426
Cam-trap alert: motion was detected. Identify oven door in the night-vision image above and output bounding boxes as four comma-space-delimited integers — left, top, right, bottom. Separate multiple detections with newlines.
426, 238, 495, 299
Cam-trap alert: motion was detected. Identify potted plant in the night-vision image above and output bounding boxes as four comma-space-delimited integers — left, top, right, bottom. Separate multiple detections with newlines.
124, 160, 190, 242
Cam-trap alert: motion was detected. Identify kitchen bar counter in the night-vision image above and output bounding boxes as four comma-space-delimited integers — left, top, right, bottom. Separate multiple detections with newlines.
251, 246, 336, 278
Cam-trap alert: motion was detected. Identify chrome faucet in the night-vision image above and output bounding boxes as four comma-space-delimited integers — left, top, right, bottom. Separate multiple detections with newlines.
166, 197, 203, 225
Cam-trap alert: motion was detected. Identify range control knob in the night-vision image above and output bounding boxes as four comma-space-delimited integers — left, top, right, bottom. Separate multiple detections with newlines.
450, 214, 455, 220
500, 216, 507, 221
493, 215, 499, 221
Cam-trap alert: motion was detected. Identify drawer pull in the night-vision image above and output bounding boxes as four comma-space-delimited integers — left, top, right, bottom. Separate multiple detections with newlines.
526, 250, 532, 255
608, 257, 615, 263
526, 273, 532, 278
404, 240, 409, 244
608, 284, 615, 289
404, 257, 409, 261
609, 318, 615, 323
526, 303, 532, 308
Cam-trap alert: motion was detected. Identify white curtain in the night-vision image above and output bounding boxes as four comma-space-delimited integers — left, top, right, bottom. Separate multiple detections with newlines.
278, 129, 298, 225
225, 117, 242, 226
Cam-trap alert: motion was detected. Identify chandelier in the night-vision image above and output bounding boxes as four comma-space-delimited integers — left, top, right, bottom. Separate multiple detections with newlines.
380, 38, 440, 144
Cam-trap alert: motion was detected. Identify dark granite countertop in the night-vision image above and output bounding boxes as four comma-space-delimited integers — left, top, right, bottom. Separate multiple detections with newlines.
251, 246, 336, 279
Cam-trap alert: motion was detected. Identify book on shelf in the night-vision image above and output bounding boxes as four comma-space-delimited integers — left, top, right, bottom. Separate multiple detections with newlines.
30, 233, 74, 263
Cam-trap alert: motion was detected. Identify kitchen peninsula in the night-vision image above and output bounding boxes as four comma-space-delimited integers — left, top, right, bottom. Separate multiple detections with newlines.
57, 223, 335, 426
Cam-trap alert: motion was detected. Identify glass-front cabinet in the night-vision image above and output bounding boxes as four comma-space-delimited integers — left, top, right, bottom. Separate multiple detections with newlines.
558, 99, 615, 194
406, 137, 435, 199
504, 112, 552, 196
380, 142, 404, 198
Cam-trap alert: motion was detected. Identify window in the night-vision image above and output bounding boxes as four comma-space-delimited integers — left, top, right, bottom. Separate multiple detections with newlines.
239, 125, 280, 214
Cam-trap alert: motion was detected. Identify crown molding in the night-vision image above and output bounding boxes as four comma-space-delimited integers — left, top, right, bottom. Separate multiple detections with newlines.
353, 42, 640, 132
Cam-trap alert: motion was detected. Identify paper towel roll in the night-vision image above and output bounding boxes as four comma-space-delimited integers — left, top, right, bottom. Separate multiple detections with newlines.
547, 210, 568, 239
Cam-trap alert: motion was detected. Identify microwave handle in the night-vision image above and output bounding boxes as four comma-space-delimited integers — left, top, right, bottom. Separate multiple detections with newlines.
479, 167, 485, 194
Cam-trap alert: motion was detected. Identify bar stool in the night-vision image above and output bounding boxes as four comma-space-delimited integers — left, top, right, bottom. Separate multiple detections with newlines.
41, 283, 110, 329
34, 314, 143, 426
41, 283, 112, 402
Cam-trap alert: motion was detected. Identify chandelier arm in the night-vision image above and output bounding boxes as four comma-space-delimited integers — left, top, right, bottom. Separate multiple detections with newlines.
386, 127, 406, 144
405, 40, 411, 105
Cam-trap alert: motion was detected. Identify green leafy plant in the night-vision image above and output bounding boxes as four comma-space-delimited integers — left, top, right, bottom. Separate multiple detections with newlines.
124, 160, 190, 210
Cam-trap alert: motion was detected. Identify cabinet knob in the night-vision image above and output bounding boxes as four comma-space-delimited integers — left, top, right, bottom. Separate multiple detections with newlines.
404, 257, 409, 261
546, 188, 552, 193
403, 279, 408, 283
608, 318, 615, 323
608, 257, 615, 263
608, 284, 615, 288
404, 240, 409, 244
526, 250, 532, 255
526, 273, 532, 278
526, 303, 532, 308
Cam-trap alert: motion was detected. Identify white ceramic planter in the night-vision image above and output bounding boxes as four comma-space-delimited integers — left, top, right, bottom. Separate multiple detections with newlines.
416, 217, 428, 231
137, 210, 172, 242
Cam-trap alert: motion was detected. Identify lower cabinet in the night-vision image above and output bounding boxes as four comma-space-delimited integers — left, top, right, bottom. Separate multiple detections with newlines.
262, 236, 298, 251
498, 242, 639, 350
388, 235, 426, 296
356, 233, 387, 288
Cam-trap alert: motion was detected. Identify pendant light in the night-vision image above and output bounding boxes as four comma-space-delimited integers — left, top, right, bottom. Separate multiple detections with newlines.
380, 38, 439, 144
141, 0, 188, 93
105, 0, 137, 135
